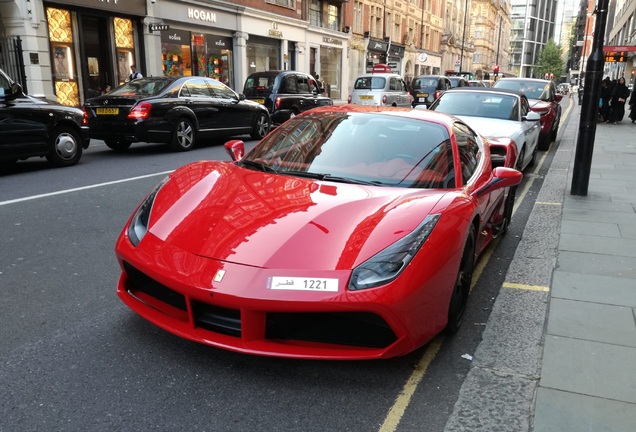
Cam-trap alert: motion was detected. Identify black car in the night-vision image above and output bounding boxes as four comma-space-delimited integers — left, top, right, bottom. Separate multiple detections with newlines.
409, 75, 451, 108
448, 76, 470, 89
0, 68, 90, 167
84, 76, 270, 152
243, 71, 333, 125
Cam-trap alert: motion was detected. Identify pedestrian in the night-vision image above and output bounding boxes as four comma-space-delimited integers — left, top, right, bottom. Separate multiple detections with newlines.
629, 90, 636, 123
607, 77, 630, 124
129, 65, 143, 81
101, 84, 112, 95
599, 78, 611, 122
315, 73, 326, 96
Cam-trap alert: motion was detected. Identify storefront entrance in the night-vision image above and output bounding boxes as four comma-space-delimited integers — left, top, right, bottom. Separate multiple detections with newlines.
80, 15, 113, 99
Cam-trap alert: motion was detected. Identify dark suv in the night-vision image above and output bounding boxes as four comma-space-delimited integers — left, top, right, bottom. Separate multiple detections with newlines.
0, 68, 90, 167
243, 71, 333, 125
410, 75, 451, 108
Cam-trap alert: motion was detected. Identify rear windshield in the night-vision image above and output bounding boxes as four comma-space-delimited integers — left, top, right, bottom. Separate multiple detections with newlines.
495, 80, 546, 100
354, 76, 387, 90
411, 78, 439, 89
244, 75, 276, 95
108, 79, 171, 96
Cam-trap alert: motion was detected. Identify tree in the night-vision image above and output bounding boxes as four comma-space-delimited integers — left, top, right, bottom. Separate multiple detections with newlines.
534, 40, 564, 81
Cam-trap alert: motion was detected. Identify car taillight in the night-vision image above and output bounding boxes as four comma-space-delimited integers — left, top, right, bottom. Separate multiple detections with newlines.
275, 97, 282, 110
128, 102, 151, 120
434, 91, 442, 99
81, 106, 89, 125
382, 95, 387, 104
348, 95, 352, 103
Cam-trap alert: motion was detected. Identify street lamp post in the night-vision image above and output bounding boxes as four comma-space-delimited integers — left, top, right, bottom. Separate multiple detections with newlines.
459, 0, 469, 74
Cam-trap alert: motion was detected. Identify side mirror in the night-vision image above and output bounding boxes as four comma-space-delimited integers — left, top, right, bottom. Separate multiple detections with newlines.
555, 93, 563, 102
224, 139, 245, 161
475, 167, 522, 197
3, 82, 23, 100
523, 111, 541, 122
238, 93, 245, 101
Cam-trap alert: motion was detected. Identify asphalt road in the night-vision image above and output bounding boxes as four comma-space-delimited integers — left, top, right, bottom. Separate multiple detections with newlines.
0, 130, 553, 432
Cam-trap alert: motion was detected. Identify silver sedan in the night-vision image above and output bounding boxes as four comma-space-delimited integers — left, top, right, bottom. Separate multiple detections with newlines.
427, 88, 541, 171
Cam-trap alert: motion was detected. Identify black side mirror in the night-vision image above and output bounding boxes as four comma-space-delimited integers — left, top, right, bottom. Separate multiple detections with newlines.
6, 82, 23, 100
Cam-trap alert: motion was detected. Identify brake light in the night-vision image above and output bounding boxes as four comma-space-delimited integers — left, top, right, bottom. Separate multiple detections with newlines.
348, 95, 352, 103
434, 91, 442, 99
382, 95, 387, 104
81, 106, 89, 125
127, 102, 151, 120
275, 97, 282, 110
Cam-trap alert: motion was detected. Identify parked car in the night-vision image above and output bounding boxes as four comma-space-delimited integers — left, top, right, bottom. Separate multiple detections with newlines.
557, 83, 570, 95
448, 76, 470, 88
428, 87, 541, 171
242, 70, 333, 126
468, 80, 486, 87
83, 76, 270, 152
114, 105, 522, 360
409, 75, 451, 108
0, 68, 89, 167
493, 78, 562, 150
349, 64, 413, 107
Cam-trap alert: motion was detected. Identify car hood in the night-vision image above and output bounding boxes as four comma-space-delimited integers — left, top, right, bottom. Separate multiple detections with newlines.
455, 116, 521, 138
146, 161, 446, 270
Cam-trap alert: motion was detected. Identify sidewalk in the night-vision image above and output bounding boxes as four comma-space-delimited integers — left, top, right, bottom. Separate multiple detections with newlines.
443, 97, 636, 431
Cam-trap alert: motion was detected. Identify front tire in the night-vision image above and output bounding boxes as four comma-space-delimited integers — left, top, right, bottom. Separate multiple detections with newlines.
446, 225, 475, 335
169, 118, 195, 152
46, 126, 82, 167
250, 113, 270, 140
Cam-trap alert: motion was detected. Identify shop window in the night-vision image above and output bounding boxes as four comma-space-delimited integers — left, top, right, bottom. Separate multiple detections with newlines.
47, 7, 79, 106
114, 17, 136, 85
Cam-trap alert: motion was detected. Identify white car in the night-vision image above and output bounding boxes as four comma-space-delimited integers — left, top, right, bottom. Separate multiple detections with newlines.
428, 87, 541, 171
348, 64, 413, 107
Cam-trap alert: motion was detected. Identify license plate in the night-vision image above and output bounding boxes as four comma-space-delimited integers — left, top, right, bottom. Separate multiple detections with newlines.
417, 93, 429, 98
96, 107, 119, 115
269, 277, 338, 292
359, 95, 374, 100
254, 98, 265, 104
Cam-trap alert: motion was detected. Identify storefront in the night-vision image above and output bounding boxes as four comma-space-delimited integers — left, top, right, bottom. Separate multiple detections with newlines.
246, 35, 281, 74
318, 37, 343, 99
44, 0, 146, 106
151, 1, 237, 89
366, 38, 389, 71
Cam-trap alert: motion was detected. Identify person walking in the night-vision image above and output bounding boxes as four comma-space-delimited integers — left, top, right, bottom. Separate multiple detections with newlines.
629, 90, 636, 123
599, 78, 612, 122
607, 77, 631, 124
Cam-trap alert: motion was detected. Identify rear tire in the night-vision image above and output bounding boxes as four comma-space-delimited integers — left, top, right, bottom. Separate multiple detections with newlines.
169, 118, 195, 151
250, 113, 270, 140
46, 126, 82, 167
446, 225, 475, 335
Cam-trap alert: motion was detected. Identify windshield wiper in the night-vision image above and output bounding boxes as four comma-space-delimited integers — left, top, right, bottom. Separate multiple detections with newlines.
239, 159, 277, 173
281, 170, 383, 186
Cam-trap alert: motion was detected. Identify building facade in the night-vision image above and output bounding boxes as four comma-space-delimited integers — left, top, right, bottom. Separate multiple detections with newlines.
470, 0, 512, 79
509, 0, 557, 77
605, 0, 636, 82
0, 0, 351, 105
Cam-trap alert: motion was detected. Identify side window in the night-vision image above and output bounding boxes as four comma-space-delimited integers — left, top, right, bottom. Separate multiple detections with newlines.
183, 79, 212, 98
0, 73, 11, 95
208, 80, 236, 99
454, 123, 482, 185
308, 77, 319, 93
297, 76, 310, 93
282, 75, 298, 94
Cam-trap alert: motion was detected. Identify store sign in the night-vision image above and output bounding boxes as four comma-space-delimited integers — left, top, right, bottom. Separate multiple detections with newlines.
187, 8, 217, 23
322, 37, 342, 46
268, 22, 283, 38
368, 40, 389, 53
149, 24, 170, 32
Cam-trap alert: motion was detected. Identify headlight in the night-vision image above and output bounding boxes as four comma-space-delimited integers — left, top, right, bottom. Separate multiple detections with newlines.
348, 214, 441, 290
127, 177, 169, 246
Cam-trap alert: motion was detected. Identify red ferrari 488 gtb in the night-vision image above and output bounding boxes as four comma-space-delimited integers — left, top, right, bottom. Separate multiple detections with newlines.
115, 105, 521, 359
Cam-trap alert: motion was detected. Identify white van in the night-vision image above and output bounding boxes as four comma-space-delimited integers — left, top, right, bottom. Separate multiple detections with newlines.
348, 64, 413, 107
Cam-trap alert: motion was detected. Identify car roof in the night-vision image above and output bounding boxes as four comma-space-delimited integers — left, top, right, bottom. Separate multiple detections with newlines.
496, 77, 550, 84
444, 87, 525, 98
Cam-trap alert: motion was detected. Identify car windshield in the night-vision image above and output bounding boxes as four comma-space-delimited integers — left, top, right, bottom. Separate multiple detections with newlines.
431, 92, 518, 120
108, 79, 171, 96
495, 80, 547, 100
243, 74, 276, 95
244, 112, 454, 189
411, 78, 439, 89
354, 77, 387, 90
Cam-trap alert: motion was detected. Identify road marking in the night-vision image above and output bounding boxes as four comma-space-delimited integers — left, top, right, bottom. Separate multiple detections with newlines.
379, 98, 574, 431
0, 171, 172, 206
378, 336, 444, 432
503, 282, 550, 292
535, 201, 562, 206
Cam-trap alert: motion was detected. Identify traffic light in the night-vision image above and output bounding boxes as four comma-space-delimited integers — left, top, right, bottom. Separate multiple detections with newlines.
493, 64, 500, 75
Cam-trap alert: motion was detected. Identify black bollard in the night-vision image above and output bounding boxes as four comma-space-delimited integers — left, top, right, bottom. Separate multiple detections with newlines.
571, 0, 610, 196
